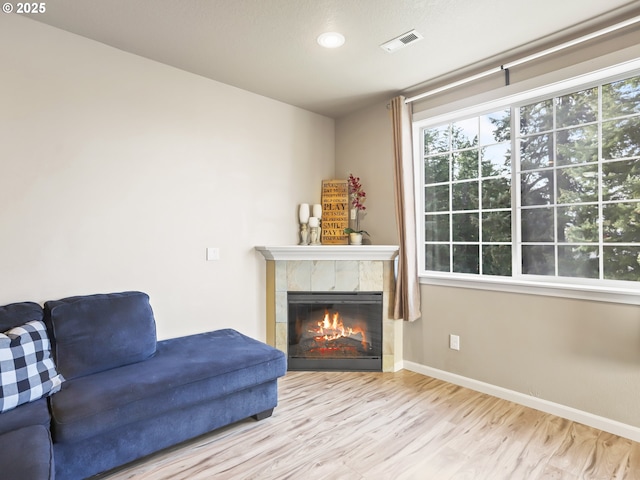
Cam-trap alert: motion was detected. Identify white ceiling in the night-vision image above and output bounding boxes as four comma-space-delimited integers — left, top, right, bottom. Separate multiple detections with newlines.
29, 0, 640, 118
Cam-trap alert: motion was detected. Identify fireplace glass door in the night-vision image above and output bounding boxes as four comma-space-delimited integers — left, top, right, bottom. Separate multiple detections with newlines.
287, 291, 382, 371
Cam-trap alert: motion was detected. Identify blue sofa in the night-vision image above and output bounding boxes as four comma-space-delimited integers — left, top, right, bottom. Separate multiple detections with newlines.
0, 291, 287, 479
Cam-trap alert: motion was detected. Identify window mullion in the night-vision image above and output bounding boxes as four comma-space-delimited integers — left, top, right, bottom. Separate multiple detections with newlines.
597, 84, 605, 281
552, 97, 559, 278
448, 130, 453, 273
512, 106, 521, 278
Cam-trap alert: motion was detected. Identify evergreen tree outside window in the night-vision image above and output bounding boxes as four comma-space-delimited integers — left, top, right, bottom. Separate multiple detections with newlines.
418, 71, 640, 288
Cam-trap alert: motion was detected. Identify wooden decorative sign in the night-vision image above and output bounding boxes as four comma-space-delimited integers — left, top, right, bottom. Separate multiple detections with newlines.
321, 179, 349, 244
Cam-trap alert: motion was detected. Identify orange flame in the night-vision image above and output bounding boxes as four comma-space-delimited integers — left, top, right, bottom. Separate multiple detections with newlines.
311, 309, 367, 348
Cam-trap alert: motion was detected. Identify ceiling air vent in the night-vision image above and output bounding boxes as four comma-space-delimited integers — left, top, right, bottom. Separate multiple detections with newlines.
380, 29, 423, 53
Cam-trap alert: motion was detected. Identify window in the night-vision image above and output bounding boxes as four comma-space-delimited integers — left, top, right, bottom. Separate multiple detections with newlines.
417, 71, 640, 292
424, 109, 512, 276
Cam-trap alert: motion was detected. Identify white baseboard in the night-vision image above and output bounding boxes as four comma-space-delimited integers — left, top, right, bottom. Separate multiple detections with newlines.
402, 360, 640, 443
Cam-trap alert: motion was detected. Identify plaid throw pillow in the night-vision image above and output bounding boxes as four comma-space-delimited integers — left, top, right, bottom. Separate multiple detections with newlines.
0, 320, 64, 413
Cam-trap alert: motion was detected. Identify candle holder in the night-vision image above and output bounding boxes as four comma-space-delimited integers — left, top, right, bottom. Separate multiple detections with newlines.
313, 204, 322, 244
308, 216, 320, 245
299, 223, 309, 245
299, 204, 310, 245
310, 226, 320, 245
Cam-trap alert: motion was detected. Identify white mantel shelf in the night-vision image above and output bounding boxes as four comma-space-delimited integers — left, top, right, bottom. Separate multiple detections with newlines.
255, 245, 399, 261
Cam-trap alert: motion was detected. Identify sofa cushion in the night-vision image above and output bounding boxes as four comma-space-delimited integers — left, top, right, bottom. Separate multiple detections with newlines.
0, 424, 55, 480
44, 291, 157, 380
49, 328, 287, 443
0, 301, 43, 332
0, 320, 64, 413
0, 397, 50, 436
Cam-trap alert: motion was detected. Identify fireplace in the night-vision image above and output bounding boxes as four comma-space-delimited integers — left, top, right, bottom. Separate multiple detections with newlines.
287, 291, 383, 371
255, 245, 401, 372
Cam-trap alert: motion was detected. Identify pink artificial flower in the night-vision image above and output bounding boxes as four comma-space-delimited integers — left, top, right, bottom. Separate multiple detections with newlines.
348, 174, 367, 211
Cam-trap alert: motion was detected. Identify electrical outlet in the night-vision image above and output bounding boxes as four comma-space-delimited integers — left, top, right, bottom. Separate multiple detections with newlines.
449, 334, 460, 351
206, 247, 220, 261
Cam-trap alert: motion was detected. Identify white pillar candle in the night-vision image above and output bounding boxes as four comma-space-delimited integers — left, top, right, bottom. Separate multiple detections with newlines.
308, 216, 319, 228
299, 203, 310, 224
312, 204, 322, 219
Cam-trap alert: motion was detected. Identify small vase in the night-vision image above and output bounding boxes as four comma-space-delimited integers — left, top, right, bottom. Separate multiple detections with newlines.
349, 232, 363, 245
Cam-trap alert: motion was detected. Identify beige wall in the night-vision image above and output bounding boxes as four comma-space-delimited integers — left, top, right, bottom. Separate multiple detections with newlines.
0, 15, 334, 340
405, 287, 640, 426
335, 32, 640, 427
335, 102, 399, 246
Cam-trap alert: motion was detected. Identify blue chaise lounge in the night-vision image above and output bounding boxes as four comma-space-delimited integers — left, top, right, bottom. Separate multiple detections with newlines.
0, 291, 287, 479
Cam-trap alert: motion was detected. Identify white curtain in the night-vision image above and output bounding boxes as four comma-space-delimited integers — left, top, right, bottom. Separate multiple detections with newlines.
390, 96, 421, 321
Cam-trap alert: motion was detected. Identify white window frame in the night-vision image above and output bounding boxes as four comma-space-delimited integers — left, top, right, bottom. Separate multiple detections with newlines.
413, 59, 640, 305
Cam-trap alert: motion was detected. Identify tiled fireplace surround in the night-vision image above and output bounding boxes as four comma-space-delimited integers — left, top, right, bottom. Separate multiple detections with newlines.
256, 245, 402, 372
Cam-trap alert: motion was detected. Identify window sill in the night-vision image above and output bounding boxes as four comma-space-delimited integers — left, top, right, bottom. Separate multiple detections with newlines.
419, 274, 640, 305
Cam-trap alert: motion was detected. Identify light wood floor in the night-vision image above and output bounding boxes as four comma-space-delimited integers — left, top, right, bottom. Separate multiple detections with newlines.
98, 370, 640, 480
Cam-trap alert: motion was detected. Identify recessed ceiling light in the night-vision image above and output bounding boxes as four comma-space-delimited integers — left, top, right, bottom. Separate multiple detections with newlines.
317, 32, 345, 49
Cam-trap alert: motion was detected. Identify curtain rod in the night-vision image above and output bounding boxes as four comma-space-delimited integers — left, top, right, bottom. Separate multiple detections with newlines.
404, 14, 640, 104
